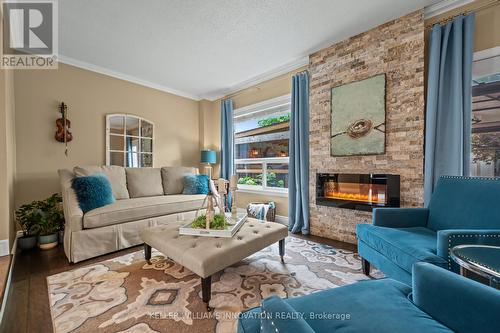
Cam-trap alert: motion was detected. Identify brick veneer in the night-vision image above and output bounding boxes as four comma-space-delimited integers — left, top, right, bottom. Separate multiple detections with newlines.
308, 10, 425, 244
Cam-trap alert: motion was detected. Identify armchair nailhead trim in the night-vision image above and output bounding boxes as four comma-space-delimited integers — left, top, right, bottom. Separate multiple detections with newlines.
440, 176, 500, 181
271, 320, 279, 333
447, 234, 499, 270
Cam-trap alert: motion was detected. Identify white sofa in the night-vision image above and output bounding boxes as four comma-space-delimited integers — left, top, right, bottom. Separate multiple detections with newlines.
58, 165, 206, 263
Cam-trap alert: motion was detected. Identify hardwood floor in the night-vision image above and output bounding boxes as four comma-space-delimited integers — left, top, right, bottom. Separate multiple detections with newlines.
0, 234, 356, 333
0, 244, 140, 333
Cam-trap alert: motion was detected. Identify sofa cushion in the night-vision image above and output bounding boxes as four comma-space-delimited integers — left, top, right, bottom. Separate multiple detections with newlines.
74, 165, 129, 199
83, 194, 206, 229
161, 166, 198, 194
71, 174, 115, 213
126, 168, 164, 198
238, 278, 452, 333
356, 225, 447, 273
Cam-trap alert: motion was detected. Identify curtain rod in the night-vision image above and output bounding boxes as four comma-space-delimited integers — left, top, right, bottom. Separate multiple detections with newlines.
425, 0, 499, 29
224, 68, 308, 100
224, 86, 261, 100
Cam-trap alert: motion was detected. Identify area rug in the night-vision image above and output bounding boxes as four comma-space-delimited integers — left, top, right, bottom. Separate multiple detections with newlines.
47, 237, 382, 333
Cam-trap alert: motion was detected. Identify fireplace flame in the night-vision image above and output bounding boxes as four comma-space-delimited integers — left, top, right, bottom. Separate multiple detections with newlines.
324, 191, 384, 204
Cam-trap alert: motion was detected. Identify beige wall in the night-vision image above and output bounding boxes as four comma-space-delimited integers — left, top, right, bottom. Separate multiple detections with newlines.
0, 68, 16, 245
199, 99, 221, 177
426, 0, 500, 52
201, 67, 306, 217
14, 63, 200, 207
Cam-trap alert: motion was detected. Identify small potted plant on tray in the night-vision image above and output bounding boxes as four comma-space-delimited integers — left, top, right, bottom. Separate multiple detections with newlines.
191, 214, 227, 230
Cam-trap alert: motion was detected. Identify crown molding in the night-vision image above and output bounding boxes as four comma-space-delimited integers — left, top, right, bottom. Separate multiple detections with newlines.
424, 0, 474, 18
58, 54, 307, 102
57, 55, 202, 101
201, 56, 309, 101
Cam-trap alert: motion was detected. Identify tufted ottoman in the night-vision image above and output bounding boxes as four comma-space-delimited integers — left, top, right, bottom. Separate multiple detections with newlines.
140, 218, 288, 306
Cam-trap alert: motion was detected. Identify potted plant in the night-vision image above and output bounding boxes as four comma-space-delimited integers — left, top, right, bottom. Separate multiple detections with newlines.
37, 194, 64, 250
44, 193, 65, 243
15, 202, 41, 251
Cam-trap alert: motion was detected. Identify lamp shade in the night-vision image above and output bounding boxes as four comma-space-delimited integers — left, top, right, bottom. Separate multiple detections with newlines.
201, 150, 216, 164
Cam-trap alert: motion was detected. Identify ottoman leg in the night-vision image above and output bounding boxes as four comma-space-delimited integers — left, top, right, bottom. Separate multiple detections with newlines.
361, 257, 371, 276
279, 239, 285, 263
201, 276, 212, 306
144, 243, 151, 263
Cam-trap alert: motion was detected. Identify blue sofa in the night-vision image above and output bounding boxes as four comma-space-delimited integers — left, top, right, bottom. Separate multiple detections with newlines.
237, 262, 500, 333
357, 176, 500, 285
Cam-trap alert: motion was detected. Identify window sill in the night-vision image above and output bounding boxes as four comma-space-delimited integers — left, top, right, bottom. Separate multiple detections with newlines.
236, 188, 288, 198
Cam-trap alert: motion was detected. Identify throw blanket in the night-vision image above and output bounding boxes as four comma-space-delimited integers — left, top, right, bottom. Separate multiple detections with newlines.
248, 202, 275, 221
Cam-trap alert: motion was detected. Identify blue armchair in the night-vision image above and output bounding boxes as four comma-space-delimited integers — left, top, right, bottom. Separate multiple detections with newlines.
238, 262, 500, 333
357, 176, 500, 285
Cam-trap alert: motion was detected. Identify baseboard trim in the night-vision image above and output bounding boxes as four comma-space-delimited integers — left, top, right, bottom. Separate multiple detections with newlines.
0, 232, 18, 325
275, 215, 289, 225
0, 241, 8, 257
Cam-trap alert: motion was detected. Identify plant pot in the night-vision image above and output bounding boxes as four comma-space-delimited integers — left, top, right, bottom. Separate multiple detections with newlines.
38, 233, 59, 250
58, 230, 64, 244
18, 235, 37, 251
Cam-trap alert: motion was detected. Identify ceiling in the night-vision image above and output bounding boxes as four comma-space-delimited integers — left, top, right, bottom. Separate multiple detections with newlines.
59, 0, 442, 101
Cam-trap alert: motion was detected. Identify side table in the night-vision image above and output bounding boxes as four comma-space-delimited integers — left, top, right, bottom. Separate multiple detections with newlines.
450, 245, 500, 288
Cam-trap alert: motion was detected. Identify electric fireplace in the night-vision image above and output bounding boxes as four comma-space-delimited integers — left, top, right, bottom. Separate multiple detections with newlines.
316, 173, 400, 211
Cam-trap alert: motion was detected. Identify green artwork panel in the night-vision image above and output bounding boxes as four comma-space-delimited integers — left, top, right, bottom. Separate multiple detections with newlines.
330, 74, 386, 156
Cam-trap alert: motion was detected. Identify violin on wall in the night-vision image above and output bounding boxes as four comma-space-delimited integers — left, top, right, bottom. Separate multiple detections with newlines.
55, 102, 73, 155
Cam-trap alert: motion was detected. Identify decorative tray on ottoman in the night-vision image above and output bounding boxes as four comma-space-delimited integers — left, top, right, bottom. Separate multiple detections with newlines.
179, 212, 247, 238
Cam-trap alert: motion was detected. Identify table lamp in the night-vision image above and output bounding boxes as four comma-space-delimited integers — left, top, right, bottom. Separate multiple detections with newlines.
201, 150, 216, 178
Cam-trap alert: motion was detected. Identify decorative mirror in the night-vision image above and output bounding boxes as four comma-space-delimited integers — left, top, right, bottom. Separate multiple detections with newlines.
106, 114, 154, 167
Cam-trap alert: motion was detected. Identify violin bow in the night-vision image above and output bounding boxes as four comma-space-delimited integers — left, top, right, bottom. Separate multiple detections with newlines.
61, 102, 68, 156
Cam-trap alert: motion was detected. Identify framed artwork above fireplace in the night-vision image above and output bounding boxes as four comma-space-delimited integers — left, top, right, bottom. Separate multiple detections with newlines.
330, 74, 386, 156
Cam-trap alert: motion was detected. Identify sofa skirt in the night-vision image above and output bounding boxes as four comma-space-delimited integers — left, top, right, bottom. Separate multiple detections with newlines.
67, 210, 199, 263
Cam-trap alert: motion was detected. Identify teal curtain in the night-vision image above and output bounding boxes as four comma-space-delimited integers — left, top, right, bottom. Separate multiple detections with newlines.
424, 14, 475, 206
220, 99, 234, 179
126, 137, 134, 167
288, 72, 310, 234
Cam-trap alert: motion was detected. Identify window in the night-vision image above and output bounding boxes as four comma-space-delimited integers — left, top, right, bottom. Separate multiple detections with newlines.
471, 49, 500, 177
234, 95, 290, 194
106, 114, 154, 167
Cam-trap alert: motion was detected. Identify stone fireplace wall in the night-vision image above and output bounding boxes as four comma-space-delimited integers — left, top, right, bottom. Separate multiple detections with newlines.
308, 10, 425, 244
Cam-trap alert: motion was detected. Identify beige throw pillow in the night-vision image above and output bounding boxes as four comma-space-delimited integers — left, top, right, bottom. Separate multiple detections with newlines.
74, 165, 130, 199
126, 168, 164, 198
161, 166, 199, 194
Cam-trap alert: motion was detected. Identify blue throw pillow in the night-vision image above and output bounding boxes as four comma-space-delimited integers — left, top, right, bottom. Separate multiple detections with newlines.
72, 173, 115, 213
182, 174, 209, 195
